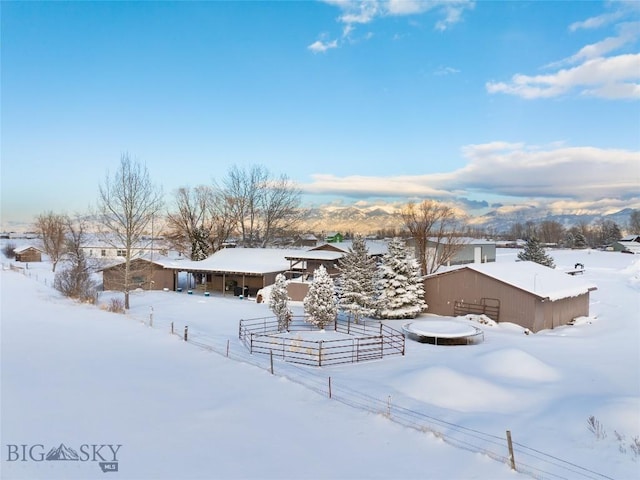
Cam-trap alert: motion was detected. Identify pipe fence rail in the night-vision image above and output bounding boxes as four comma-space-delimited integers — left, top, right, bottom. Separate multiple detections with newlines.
238, 315, 405, 366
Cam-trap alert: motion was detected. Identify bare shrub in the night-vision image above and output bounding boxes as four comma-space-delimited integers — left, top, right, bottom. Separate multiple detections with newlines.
54, 266, 97, 302
587, 416, 607, 440
629, 436, 640, 459
106, 297, 125, 314
2, 242, 16, 259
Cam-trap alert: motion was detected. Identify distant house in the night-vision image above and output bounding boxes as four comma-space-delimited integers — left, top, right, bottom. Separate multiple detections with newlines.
14, 246, 43, 263
82, 234, 170, 259
324, 232, 344, 243
291, 234, 319, 248
424, 261, 597, 333
429, 237, 496, 266
611, 235, 640, 254
406, 237, 496, 270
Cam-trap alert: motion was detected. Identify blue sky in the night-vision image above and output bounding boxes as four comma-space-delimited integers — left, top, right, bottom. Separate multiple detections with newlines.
2, 0, 639, 228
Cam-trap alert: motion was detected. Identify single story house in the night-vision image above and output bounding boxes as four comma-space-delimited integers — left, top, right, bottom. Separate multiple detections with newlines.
424, 261, 597, 333
14, 245, 43, 263
163, 247, 307, 297
611, 235, 640, 254
101, 256, 176, 291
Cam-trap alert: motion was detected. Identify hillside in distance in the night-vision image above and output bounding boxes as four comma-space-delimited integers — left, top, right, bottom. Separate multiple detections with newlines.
297, 204, 635, 236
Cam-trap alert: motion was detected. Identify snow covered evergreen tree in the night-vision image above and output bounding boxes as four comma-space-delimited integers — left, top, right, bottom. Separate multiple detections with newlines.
337, 234, 378, 323
269, 273, 292, 332
190, 226, 211, 261
376, 238, 426, 319
517, 237, 555, 268
573, 231, 588, 249
303, 265, 337, 330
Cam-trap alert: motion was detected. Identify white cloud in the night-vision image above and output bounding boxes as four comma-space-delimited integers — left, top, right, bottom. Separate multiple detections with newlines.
569, 10, 624, 31
434, 66, 460, 76
308, 39, 339, 53
447, 142, 640, 200
313, 0, 473, 50
302, 173, 457, 199
488, 6, 640, 100
547, 21, 640, 68
301, 142, 639, 204
487, 54, 640, 99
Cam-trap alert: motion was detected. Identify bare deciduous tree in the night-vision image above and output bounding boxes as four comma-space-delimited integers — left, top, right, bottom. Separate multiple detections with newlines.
218, 164, 301, 247
97, 154, 163, 309
258, 174, 301, 247
629, 209, 640, 234
401, 200, 466, 275
538, 220, 565, 245
34, 211, 68, 272
54, 215, 97, 302
221, 165, 266, 246
166, 185, 235, 259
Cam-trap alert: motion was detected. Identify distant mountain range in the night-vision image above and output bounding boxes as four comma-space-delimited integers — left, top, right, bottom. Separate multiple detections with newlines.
297, 204, 636, 235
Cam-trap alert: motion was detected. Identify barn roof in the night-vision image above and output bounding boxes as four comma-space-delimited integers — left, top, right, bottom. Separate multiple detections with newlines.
466, 261, 598, 301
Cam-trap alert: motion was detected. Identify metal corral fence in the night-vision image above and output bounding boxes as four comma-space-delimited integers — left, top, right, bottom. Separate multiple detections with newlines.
238, 315, 405, 366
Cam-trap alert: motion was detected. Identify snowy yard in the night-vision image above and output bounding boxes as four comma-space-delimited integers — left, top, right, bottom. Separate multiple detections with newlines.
1, 247, 639, 479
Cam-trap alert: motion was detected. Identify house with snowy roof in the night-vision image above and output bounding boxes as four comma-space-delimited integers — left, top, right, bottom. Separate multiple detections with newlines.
611, 235, 640, 254
14, 245, 43, 263
424, 261, 597, 333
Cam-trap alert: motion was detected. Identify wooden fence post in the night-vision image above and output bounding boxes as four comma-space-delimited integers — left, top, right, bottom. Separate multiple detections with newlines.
184, 326, 188, 342
149, 306, 153, 327
506, 430, 516, 471
328, 376, 332, 399
318, 341, 323, 367
270, 350, 274, 375
226, 339, 230, 357
171, 322, 174, 335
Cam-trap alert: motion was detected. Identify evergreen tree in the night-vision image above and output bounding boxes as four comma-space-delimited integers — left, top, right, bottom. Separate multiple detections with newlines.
337, 234, 378, 323
376, 238, 426, 319
574, 231, 588, 249
191, 226, 211, 261
517, 237, 555, 268
303, 265, 337, 330
269, 273, 292, 332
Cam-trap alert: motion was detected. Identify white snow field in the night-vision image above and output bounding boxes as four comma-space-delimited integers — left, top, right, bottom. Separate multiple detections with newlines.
1, 248, 639, 480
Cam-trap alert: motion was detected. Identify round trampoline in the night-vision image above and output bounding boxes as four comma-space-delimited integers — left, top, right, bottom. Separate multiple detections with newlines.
402, 320, 484, 346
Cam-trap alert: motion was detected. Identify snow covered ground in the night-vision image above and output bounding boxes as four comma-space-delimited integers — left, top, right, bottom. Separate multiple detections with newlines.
1, 247, 639, 479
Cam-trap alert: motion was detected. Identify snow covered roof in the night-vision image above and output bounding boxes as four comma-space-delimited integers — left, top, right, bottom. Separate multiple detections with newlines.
619, 235, 640, 243
428, 237, 495, 246
284, 250, 344, 261
13, 245, 42, 253
163, 247, 302, 275
466, 261, 597, 301
312, 240, 389, 255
